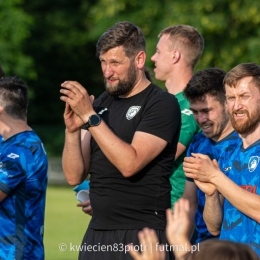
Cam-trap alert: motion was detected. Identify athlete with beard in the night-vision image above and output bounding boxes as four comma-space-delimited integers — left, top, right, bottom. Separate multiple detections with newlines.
184, 63, 260, 256
182, 68, 240, 244
60, 21, 181, 260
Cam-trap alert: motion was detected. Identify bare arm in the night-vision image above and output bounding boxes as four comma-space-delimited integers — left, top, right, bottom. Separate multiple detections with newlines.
203, 192, 224, 236
213, 172, 260, 224
61, 95, 92, 185
60, 81, 168, 178
88, 120, 167, 177
175, 142, 186, 160
184, 153, 260, 224
181, 180, 197, 238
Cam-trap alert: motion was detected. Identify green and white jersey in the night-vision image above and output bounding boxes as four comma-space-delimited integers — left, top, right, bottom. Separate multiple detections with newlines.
170, 91, 201, 207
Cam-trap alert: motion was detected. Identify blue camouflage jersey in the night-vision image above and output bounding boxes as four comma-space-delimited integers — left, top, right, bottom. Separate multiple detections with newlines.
186, 131, 240, 243
218, 138, 260, 256
0, 131, 48, 260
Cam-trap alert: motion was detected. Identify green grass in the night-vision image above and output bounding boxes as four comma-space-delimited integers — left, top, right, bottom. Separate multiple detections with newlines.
44, 185, 91, 260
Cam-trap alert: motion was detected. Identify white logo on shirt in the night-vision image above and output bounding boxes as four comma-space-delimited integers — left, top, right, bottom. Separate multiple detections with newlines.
126, 106, 141, 120
181, 109, 193, 116
248, 156, 260, 172
98, 108, 108, 115
7, 153, 19, 159
224, 166, 232, 171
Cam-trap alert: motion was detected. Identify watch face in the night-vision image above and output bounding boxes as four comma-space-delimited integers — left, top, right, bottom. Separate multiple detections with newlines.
90, 115, 101, 126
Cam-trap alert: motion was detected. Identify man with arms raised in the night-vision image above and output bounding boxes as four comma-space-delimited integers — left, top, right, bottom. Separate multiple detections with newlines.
182, 68, 240, 243
184, 63, 260, 256
60, 21, 180, 260
151, 25, 204, 206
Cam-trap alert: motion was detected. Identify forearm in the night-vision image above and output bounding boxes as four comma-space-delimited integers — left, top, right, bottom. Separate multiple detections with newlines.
182, 183, 197, 239
203, 191, 223, 236
89, 120, 166, 177
213, 172, 260, 223
62, 129, 88, 185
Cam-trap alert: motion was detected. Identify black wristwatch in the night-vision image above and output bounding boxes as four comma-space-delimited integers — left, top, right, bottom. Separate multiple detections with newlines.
84, 114, 101, 130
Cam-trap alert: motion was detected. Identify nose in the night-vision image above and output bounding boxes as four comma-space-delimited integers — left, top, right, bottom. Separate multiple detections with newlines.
233, 97, 243, 111
196, 113, 208, 124
151, 53, 156, 62
102, 64, 114, 78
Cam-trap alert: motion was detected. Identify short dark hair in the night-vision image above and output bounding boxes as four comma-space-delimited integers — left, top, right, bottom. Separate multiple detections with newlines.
96, 21, 146, 58
0, 76, 28, 120
184, 68, 226, 105
158, 25, 204, 69
0, 65, 4, 78
224, 63, 260, 90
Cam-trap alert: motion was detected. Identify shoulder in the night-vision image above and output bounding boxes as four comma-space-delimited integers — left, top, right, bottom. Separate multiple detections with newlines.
144, 84, 180, 111
2, 131, 46, 161
190, 132, 206, 144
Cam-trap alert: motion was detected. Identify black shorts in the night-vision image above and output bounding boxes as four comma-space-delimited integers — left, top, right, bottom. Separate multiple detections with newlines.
78, 228, 175, 260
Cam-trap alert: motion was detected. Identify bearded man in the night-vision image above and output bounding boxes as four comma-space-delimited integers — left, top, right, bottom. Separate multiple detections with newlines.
60, 21, 180, 260
184, 63, 260, 256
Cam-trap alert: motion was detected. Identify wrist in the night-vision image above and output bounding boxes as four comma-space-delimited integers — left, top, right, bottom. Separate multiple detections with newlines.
65, 127, 81, 135
81, 110, 96, 124
83, 114, 101, 130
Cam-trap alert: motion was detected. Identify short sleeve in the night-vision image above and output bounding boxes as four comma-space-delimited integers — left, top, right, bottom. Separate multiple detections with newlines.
176, 92, 200, 147
0, 146, 29, 194
137, 91, 181, 144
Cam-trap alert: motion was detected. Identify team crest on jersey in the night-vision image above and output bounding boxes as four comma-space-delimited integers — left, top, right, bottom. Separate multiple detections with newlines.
7, 153, 19, 159
126, 106, 141, 120
248, 156, 260, 172
181, 109, 193, 116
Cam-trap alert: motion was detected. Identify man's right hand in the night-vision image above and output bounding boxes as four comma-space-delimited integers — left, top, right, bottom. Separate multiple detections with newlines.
63, 103, 84, 133
77, 199, 92, 216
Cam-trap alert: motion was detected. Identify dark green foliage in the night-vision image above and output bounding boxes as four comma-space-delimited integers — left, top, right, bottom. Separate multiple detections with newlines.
1, 0, 260, 155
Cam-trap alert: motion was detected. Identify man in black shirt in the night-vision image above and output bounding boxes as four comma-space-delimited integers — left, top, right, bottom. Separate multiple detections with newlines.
60, 21, 181, 260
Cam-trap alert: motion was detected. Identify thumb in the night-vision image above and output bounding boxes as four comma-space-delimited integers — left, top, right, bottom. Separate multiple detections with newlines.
89, 95, 95, 105
212, 159, 220, 169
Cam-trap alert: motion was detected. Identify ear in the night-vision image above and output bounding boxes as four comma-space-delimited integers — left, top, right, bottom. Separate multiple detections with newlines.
135, 51, 146, 69
172, 50, 181, 64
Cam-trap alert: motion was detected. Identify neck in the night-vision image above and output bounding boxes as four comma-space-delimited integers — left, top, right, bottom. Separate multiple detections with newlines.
165, 66, 193, 95
240, 123, 260, 149
0, 118, 31, 140
212, 121, 234, 142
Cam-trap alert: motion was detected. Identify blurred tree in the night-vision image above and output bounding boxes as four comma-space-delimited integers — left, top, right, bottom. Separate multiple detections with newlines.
0, 0, 34, 79
87, 0, 260, 81
2, 0, 260, 156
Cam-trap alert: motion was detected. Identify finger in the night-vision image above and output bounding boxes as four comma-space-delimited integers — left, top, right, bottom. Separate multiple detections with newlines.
173, 200, 180, 219
191, 153, 208, 159
77, 200, 90, 207
183, 156, 198, 163
128, 244, 141, 260
89, 95, 95, 105
62, 81, 88, 95
183, 165, 197, 174
82, 206, 92, 215
146, 228, 158, 245
212, 159, 220, 169
166, 208, 174, 223
159, 248, 166, 260
61, 81, 80, 94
